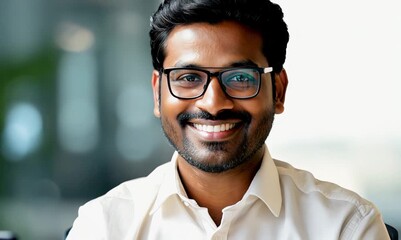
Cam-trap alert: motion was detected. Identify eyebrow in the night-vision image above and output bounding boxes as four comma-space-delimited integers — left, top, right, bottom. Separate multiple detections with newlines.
173, 59, 259, 69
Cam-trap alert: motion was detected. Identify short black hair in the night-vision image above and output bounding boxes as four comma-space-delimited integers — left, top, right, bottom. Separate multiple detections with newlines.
149, 0, 289, 72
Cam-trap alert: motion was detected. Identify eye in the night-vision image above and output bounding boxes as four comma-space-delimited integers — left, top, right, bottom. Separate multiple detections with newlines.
231, 74, 253, 82
224, 71, 257, 89
170, 71, 205, 88
176, 74, 203, 82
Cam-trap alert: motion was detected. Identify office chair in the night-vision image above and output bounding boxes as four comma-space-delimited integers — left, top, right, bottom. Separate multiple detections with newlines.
386, 224, 398, 240
64, 227, 71, 240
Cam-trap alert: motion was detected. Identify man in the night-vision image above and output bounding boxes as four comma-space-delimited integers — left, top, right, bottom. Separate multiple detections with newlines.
67, 0, 390, 239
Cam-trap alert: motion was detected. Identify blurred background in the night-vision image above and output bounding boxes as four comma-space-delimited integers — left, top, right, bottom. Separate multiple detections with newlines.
0, 0, 399, 239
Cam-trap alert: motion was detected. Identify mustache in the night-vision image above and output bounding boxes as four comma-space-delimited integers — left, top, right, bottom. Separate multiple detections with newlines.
177, 110, 251, 126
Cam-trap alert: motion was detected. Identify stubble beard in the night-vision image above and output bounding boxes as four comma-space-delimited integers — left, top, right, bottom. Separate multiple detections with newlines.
160, 108, 275, 173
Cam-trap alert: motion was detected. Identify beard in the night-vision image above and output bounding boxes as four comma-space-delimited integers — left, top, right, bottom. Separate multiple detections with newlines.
160, 108, 275, 173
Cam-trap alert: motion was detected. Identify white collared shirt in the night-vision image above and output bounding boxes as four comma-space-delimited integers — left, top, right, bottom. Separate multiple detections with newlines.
67, 146, 390, 240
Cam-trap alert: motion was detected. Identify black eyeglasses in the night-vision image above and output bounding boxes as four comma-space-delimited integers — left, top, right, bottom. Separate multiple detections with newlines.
159, 66, 274, 100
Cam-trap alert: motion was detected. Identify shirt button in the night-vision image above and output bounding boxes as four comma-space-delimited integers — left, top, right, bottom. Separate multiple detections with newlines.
183, 201, 190, 207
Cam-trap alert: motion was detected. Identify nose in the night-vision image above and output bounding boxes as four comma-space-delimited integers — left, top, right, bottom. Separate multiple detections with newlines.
194, 77, 234, 115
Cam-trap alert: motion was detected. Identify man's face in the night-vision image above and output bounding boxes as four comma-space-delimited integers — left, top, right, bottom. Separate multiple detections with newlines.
152, 21, 286, 173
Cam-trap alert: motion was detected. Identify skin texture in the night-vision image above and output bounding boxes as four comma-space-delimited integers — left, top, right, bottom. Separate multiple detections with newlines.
151, 21, 288, 225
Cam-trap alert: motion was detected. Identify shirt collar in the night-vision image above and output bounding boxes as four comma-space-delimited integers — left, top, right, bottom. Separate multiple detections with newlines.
244, 145, 282, 217
150, 151, 185, 214
150, 145, 282, 217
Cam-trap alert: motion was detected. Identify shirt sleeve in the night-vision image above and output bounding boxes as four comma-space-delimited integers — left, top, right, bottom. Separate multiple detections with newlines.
66, 199, 107, 240
349, 206, 390, 240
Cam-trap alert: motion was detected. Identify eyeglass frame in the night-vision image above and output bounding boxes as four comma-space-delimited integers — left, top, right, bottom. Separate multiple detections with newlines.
159, 66, 275, 100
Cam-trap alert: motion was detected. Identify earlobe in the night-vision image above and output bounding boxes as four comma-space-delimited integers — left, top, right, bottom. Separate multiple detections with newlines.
151, 70, 161, 118
274, 68, 288, 114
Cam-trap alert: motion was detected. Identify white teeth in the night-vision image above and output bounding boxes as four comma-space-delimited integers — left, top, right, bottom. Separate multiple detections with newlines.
193, 123, 236, 133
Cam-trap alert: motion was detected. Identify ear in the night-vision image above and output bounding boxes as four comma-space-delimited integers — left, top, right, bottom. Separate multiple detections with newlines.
274, 68, 288, 114
151, 70, 161, 118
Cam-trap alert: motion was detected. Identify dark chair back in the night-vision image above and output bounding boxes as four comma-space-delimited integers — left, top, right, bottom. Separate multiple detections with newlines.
65, 227, 72, 240
386, 224, 399, 240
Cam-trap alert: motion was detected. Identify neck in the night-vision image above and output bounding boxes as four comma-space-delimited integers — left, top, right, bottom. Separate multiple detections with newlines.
176, 146, 265, 226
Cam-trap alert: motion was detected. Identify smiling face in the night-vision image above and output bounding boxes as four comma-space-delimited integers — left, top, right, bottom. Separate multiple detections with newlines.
152, 21, 287, 173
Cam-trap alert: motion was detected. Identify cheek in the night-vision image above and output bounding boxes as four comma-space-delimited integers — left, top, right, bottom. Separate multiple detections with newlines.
255, 80, 275, 112
247, 102, 270, 122
159, 82, 188, 120
245, 87, 274, 115
261, 78, 275, 103
241, 96, 274, 129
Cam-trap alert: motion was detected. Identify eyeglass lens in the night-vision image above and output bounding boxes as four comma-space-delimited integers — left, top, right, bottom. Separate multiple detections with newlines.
168, 68, 260, 99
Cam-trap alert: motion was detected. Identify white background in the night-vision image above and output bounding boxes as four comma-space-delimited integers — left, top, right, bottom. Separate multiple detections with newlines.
269, 0, 401, 224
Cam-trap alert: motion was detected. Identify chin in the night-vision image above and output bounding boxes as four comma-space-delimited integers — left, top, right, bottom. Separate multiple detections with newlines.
177, 141, 252, 173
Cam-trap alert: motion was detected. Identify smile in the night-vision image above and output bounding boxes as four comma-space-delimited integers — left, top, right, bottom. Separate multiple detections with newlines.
193, 123, 236, 133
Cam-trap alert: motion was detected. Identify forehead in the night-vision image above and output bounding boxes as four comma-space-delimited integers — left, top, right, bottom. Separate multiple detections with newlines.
164, 21, 267, 68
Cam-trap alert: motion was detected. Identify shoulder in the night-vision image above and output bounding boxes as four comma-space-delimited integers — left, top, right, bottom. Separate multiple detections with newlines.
273, 159, 385, 236
100, 161, 171, 203
67, 162, 172, 239
271, 159, 389, 239
274, 159, 370, 207
79, 161, 173, 220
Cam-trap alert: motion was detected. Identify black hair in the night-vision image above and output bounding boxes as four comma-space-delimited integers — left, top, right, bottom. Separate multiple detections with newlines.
149, 0, 289, 72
